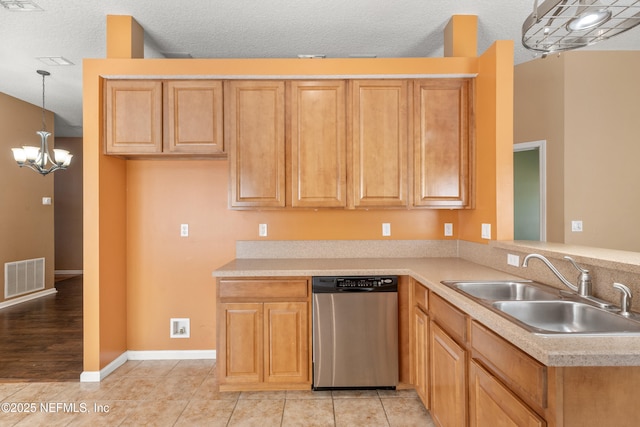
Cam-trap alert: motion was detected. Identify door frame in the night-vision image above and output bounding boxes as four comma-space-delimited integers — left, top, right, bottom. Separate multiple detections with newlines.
514, 140, 547, 242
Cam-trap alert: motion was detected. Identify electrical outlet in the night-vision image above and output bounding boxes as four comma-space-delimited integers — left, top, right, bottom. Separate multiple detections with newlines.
259, 223, 268, 237
382, 223, 391, 236
571, 220, 583, 232
444, 223, 453, 237
42, 197, 52, 205
170, 318, 190, 338
180, 224, 189, 237
481, 223, 492, 239
507, 254, 520, 267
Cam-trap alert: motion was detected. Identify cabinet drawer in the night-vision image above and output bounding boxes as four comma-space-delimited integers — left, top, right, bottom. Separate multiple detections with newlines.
219, 279, 308, 299
471, 321, 547, 411
413, 281, 429, 311
429, 293, 467, 345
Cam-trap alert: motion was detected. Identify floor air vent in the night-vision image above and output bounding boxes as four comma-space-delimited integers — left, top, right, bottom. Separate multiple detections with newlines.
4, 258, 45, 299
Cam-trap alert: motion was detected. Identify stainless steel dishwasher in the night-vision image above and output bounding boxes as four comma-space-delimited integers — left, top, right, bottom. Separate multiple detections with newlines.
312, 276, 398, 390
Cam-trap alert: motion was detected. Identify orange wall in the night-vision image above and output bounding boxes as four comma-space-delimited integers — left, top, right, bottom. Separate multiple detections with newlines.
0, 92, 55, 302
83, 23, 513, 371
458, 40, 514, 243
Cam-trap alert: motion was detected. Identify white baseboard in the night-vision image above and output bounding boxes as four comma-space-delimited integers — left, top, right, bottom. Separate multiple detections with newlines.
0, 288, 57, 310
55, 270, 83, 275
80, 351, 128, 382
80, 350, 216, 382
127, 350, 216, 360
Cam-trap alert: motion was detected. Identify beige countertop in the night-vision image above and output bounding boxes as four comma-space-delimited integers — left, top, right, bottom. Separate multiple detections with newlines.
213, 257, 640, 367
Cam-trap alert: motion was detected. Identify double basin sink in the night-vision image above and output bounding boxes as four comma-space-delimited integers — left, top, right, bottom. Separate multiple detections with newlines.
441, 280, 640, 336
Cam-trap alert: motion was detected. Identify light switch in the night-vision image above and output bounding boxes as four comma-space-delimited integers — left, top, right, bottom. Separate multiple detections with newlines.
259, 223, 268, 237
382, 223, 391, 236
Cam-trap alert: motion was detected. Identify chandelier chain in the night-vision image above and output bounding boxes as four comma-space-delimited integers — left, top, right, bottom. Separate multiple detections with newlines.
41, 71, 46, 131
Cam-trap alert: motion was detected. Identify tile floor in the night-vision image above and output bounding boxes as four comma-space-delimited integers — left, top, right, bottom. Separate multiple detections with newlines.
0, 359, 435, 426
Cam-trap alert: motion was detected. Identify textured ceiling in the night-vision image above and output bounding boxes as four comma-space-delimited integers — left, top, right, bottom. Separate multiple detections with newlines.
1, 0, 639, 137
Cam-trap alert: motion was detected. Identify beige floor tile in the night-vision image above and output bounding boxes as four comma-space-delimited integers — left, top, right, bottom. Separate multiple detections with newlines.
331, 389, 379, 399
126, 359, 179, 377
286, 389, 332, 399
377, 388, 419, 399
192, 375, 240, 400
240, 390, 287, 400
168, 359, 215, 377
174, 399, 236, 426
0, 383, 28, 401
5, 382, 72, 402
151, 375, 205, 400
98, 376, 159, 401
333, 398, 389, 426
13, 407, 78, 427
105, 360, 142, 380
119, 399, 188, 426
66, 400, 140, 427
282, 398, 336, 426
381, 397, 435, 427
228, 398, 285, 426
48, 381, 106, 401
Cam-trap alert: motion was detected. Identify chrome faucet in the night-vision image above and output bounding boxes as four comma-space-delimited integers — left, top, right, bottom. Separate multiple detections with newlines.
522, 254, 592, 297
613, 283, 632, 316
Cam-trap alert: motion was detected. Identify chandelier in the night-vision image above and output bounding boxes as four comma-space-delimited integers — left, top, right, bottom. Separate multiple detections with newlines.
11, 70, 72, 176
522, 0, 640, 53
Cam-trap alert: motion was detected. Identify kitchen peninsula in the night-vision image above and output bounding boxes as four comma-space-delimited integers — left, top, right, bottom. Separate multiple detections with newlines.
214, 240, 640, 427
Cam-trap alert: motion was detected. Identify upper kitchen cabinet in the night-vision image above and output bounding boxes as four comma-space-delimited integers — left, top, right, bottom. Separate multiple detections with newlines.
164, 80, 224, 154
104, 79, 225, 157
289, 81, 347, 208
351, 80, 408, 208
226, 80, 286, 208
105, 80, 163, 155
413, 79, 474, 209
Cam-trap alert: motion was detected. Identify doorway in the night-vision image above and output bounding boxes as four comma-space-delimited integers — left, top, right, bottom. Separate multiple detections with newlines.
514, 141, 546, 242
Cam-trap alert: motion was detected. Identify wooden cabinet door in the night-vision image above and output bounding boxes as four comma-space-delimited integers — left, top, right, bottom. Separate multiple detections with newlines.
165, 80, 224, 154
413, 79, 472, 208
264, 302, 309, 384
226, 81, 286, 208
220, 303, 263, 384
413, 306, 430, 408
351, 80, 408, 208
105, 80, 162, 154
469, 360, 545, 427
289, 81, 347, 208
430, 321, 467, 427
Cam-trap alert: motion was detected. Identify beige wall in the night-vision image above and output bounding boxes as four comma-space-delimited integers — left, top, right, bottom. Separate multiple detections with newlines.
514, 51, 640, 252
54, 137, 83, 272
514, 55, 565, 243
0, 92, 55, 302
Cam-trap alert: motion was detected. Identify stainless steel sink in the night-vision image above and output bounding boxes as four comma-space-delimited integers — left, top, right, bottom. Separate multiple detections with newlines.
492, 300, 640, 335
441, 280, 561, 301
440, 279, 640, 336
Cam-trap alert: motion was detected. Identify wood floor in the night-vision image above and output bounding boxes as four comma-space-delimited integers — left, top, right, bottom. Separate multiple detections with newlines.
0, 276, 82, 382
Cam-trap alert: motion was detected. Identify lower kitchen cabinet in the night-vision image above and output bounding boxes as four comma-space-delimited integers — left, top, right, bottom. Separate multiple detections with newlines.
430, 321, 467, 427
413, 306, 430, 408
469, 360, 545, 427
217, 278, 311, 391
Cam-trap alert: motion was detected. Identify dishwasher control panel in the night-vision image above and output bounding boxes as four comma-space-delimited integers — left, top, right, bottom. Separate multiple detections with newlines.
312, 276, 398, 293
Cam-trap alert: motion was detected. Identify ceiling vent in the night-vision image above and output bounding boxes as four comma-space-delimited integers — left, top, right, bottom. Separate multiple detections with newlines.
0, 0, 42, 11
